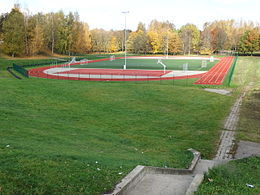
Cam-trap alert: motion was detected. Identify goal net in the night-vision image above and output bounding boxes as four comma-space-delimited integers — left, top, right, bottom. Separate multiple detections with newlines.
201, 60, 207, 68
110, 55, 115, 61
80, 59, 89, 65
183, 63, 188, 72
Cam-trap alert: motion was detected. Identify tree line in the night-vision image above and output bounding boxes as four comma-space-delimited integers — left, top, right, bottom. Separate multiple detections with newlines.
0, 4, 259, 57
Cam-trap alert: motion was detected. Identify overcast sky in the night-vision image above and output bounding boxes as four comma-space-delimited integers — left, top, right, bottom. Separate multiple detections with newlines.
0, 0, 259, 30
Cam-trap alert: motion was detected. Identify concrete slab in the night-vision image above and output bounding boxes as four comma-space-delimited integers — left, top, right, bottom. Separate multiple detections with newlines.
127, 174, 194, 195
204, 88, 231, 96
185, 174, 204, 195
234, 141, 260, 159
193, 160, 216, 174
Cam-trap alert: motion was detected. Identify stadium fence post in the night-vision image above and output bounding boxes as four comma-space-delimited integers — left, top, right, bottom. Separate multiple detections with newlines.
186, 73, 188, 86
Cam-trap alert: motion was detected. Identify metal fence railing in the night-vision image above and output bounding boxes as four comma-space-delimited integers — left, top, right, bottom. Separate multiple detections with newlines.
227, 56, 238, 86
13, 64, 29, 78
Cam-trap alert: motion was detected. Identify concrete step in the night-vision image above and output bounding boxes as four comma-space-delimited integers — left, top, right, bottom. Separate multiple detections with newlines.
127, 173, 194, 195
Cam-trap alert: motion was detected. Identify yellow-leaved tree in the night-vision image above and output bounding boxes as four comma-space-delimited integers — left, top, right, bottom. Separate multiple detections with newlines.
109, 36, 119, 52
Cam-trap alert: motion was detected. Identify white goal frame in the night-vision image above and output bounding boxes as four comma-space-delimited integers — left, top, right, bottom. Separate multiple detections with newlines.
157, 59, 167, 73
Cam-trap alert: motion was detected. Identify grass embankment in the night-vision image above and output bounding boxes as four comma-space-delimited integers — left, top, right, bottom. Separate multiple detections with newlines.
196, 157, 260, 195
231, 56, 260, 142
0, 61, 234, 194
0, 58, 59, 79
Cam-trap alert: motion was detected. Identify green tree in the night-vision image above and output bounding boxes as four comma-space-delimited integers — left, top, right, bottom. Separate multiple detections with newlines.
2, 6, 25, 57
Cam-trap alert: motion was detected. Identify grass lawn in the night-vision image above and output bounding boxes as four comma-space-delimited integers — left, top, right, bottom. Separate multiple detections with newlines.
0, 55, 234, 194
196, 157, 260, 195
231, 57, 260, 142
197, 56, 260, 194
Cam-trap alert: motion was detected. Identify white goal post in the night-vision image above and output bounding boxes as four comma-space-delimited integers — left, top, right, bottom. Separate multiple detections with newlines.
210, 56, 214, 62
157, 59, 167, 73
66, 57, 76, 69
80, 59, 89, 65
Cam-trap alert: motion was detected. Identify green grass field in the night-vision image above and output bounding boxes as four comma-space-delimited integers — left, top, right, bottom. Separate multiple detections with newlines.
197, 56, 260, 194
196, 157, 260, 195
0, 53, 235, 194
71, 58, 218, 71
231, 57, 260, 142
5, 55, 260, 195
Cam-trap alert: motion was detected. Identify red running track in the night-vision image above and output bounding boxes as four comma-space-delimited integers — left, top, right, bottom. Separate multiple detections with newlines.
28, 57, 206, 81
194, 56, 234, 85
57, 68, 171, 77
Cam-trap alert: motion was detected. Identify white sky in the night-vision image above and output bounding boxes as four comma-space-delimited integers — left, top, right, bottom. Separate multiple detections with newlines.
0, 0, 259, 30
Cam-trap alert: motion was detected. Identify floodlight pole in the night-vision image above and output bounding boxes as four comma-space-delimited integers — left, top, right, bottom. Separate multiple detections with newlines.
122, 11, 129, 70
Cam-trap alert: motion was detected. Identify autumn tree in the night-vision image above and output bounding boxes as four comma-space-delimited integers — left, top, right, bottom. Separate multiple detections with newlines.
127, 22, 150, 54
44, 13, 57, 54
147, 20, 177, 54
179, 24, 200, 55
91, 29, 111, 52
238, 29, 259, 55
27, 13, 45, 55
167, 31, 182, 54
109, 36, 119, 52
71, 22, 92, 54
147, 31, 161, 53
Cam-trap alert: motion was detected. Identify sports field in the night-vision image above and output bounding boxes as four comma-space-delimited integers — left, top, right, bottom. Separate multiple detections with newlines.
27, 56, 235, 83
71, 57, 218, 71
0, 55, 237, 194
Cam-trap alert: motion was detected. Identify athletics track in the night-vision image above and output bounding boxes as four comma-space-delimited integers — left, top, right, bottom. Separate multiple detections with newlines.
194, 56, 234, 85
28, 56, 234, 85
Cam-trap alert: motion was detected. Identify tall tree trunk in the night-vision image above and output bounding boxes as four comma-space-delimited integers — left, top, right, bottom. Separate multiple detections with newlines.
51, 29, 54, 54
24, 16, 29, 56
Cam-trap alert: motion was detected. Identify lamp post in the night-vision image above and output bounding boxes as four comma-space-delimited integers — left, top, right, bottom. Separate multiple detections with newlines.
122, 11, 129, 70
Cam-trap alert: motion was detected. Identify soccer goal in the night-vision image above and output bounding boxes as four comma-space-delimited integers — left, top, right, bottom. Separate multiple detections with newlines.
80, 59, 88, 65
183, 63, 188, 72
210, 56, 214, 62
110, 55, 115, 61
201, 60, 207, 68
157, 59, 167, 73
